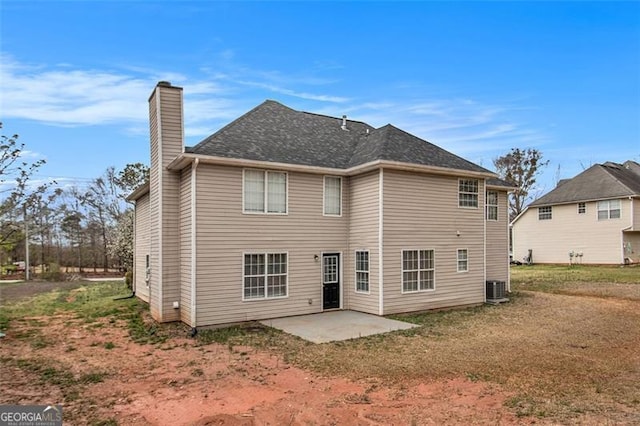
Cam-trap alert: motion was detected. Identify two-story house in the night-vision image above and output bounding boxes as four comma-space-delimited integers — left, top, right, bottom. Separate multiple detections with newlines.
129, 82, 513, 328
511, 161, 640, 265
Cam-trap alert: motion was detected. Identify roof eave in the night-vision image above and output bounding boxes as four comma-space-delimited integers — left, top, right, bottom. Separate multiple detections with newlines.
167, 153, 497, 179
126, 182, 150, 202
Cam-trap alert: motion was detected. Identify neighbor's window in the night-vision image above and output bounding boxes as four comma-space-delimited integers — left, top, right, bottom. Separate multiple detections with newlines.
355, 251, 369, 293
578, 202, 586, 214
538, 206, 552, 220
243, 169, 287, 214
486, 191, 498, 221
459, 179, 479, 208
324, 176, 342, 216
597, 199, 621, 220
457, 249, 468, 272
402, 249, 435, 292
243, 253, 288, 300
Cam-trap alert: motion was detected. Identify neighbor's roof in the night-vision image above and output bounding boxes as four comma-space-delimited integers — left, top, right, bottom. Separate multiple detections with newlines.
529, 161, 640, 207
186, 100, 492, 175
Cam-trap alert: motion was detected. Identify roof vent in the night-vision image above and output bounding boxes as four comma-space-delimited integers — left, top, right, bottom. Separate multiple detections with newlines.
341, 115, 349, 131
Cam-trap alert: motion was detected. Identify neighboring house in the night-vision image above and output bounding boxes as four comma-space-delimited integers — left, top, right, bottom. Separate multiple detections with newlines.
511, 161, 640, 265
129, 81, 513, 328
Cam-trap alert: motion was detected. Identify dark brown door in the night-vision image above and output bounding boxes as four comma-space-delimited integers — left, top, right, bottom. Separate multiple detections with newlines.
322, 253, 340, 309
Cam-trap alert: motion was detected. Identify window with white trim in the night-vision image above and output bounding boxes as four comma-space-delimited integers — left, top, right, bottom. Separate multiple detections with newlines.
457, 249, 468, 272
243, 253, 288, 299
597, 200, 621, 220
402, 249, 435, 292
578, 202, 586, 214
486, 190, 498, 220
243, 169, 287, 214
355, 251, 369, 293
324, 176, 342, 216
459, 179, 478, 208
538, 206, 552, 220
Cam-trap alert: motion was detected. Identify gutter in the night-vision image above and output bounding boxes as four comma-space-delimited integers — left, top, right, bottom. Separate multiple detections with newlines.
166, 153, 497, 180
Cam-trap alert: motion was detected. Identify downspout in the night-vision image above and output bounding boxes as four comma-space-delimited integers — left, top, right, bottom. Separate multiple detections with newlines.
190, 158, 199, 329
378, 168, 384, 316
483, 180, 487, 302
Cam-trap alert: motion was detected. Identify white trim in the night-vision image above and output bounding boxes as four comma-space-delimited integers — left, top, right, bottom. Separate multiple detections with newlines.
242, 168, 288, 215
241, 251, 290, 301
400, 248, 436, 294
354, 249, 370, 294
323, 176, 343, 217
378, 169, 384, 315
457, 248, 469, 273
155, 87, 164, 320
190, 159, 198, 326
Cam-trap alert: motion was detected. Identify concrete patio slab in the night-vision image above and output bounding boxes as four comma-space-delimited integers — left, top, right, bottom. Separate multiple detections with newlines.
260, 310, 418, 343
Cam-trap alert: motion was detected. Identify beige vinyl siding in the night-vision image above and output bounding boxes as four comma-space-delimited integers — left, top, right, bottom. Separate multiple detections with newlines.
148, 92, 161, 320
346, 171, 380, 314
512, 199, 632, 264
633, 198, 640, 230
148, 84, 183, 322
486, 190, 509, 283
179, 165, 192, 325
195, 165, 349, 326
134, 193, 150, 303
382, 171, 486, 314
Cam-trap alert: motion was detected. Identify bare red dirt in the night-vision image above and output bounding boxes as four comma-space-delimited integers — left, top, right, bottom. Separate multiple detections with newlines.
0, 312, 531, 425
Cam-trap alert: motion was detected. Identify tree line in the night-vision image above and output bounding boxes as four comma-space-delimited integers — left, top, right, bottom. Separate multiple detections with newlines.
0, 123, 148, 278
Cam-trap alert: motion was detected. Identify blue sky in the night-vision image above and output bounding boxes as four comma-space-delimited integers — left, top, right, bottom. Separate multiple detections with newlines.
1, 1, 639, 196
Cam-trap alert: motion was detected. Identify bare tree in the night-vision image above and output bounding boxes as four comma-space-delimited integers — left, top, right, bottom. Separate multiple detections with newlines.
494, 148, 549, 221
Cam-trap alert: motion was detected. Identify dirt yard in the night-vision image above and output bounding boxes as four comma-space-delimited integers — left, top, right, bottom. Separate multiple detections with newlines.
1, 270, 638, 425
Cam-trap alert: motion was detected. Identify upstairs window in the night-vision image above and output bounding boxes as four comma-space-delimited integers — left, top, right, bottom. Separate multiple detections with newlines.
324, 176, 342, 216
538, 206, 552, 220
597, 200, 621, 220
486, 191, 498, 221
578, 202, 586, 214
459, 179, 478, 208
243, 170, 287, 214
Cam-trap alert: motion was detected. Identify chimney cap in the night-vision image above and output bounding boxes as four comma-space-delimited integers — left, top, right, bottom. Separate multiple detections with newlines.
157, 81, 172, 87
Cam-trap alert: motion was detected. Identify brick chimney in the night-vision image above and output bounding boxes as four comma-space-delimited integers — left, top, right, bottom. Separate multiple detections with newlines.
147, 81, 183, 322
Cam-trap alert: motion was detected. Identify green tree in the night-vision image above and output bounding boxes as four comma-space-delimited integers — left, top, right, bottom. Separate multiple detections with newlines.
115, 162, 149, 198
493, 148, 549, 221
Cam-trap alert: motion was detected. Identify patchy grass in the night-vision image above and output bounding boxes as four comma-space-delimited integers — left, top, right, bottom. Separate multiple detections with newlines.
0, 281, 171, 344
511, 264, 640, 300
193, 267, 640, 423
2, 269, 639, 424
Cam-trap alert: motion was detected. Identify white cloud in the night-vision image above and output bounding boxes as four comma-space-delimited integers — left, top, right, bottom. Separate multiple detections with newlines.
0, 54, 547, 169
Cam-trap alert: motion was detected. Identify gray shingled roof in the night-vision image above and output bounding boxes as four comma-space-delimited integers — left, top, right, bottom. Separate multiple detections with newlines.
529, 161, 640, 207
187, 100, 492, 174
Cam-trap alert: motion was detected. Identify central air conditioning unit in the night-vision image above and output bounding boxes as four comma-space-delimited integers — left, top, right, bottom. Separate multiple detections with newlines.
486, 280, 508, 303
